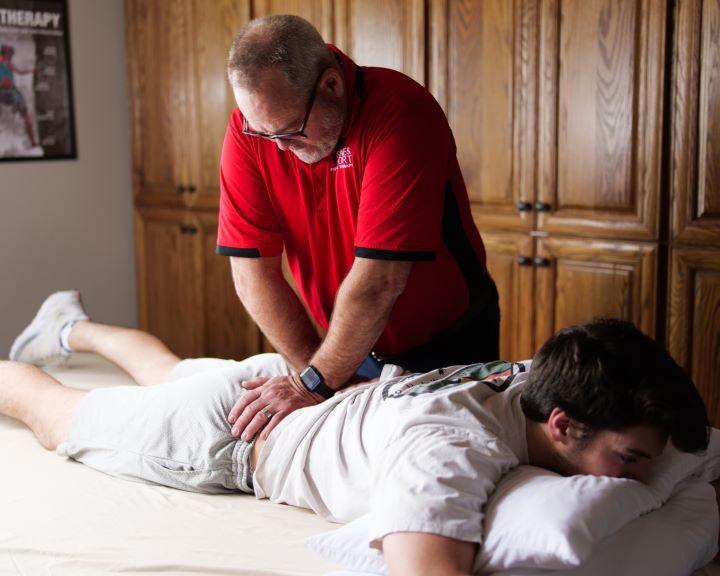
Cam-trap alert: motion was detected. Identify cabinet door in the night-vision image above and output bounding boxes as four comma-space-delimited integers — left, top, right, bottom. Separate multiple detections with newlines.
430, 0, 537, 233
670, 0, 720, 245
537, 0, 665, 241
197, 212, 263, 359
481, 230, 535, 361
534, 236, 658, 346
189, 0, 251, 210
667, 247, 720, 427
333, 0, 425, 83
127, 0, 250, 210
135, 208, 205, 358
126, 0, 197, 208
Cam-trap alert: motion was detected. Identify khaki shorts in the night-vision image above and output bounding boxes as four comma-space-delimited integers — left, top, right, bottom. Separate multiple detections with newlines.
56, 353, 293, 494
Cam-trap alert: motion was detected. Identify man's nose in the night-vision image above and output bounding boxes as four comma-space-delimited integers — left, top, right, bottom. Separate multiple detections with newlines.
623, 463, 649, 482
275, 139, 292, 151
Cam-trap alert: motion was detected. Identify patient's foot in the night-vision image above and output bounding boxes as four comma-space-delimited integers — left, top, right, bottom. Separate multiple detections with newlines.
9, 290, 89, 367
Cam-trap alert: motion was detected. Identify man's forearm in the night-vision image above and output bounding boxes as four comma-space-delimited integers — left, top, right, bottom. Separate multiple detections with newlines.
231, 257, 320, 371
310, 259, 411, 389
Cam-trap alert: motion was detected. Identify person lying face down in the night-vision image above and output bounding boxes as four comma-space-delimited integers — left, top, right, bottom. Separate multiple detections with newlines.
4, 291, 710, 576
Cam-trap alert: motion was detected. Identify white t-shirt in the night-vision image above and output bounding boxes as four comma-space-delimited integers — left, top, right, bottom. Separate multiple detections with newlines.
254, 360, 531, 545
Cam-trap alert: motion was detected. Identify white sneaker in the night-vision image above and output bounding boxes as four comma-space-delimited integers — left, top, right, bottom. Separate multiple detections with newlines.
9, 290, 89, 367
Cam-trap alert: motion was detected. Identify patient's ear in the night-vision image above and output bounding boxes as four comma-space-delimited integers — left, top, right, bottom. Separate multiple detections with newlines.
547, 408, 573, 445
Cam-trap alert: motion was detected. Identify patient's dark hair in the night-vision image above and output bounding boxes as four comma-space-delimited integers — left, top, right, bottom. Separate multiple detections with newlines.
520, 318, 709, 453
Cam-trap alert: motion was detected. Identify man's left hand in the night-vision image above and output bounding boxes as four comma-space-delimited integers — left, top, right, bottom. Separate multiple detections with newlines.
227, 374, 323, 441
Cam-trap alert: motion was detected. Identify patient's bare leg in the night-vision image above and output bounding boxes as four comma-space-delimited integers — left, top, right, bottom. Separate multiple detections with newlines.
68, 321, 181, 386
0, 361, 85, 450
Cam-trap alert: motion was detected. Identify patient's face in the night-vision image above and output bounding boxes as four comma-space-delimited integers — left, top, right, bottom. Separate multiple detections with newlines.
560, 425, 667, 481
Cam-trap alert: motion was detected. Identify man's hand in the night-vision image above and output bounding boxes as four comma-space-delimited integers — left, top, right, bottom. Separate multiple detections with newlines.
227, 374, 323, 441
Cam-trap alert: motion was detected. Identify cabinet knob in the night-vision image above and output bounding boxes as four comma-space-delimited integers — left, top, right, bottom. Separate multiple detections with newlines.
179, 225, 198, 235
187, 185, 197, 193
176, 185, 187, 195
533, 257, 551, 267
517, 255, 533, 266
517, 201, 532, 212
534, 201, 552, 212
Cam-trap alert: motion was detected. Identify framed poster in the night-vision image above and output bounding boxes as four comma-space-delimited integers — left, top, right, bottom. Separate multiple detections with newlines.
0, 0, 76, 161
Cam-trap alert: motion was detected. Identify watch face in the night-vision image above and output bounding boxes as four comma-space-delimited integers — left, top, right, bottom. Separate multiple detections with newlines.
301, 366, 322, 391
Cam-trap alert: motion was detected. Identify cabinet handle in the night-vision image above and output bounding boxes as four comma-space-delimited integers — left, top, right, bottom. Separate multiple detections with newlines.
176, 185, 187, 194
517, 255, 533, 266
179, 225, 198, 235
534, 201, 551, 212
533, 257, 551, 267
187, 185, 197, 193
517, 201, 532, 212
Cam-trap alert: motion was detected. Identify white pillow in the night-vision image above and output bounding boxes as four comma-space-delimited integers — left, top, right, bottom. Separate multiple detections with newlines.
319, 481, 718, 576
308, 429, 720, 574
475, 466, 658, 572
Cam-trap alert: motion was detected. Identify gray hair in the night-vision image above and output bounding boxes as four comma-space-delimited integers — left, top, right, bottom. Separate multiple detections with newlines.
227, 15, 336, 95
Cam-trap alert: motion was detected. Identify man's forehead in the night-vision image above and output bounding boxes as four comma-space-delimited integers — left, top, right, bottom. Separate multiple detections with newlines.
606, 425, 668, 457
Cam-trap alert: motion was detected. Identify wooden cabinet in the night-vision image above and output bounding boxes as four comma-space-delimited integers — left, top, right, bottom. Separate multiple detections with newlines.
127, 0, 258, 359
126, 0, 249, 210
481, 231, 535, 360
135, 207, 262, 359
134, 208, 204, 357
126, 0, 429, 360
667, 247, 720, 427
431, 0, 664, 359
533, 237, 658, 342
536, 0, 665, 241
667, 0, 720, 426
127, 0, 719, 426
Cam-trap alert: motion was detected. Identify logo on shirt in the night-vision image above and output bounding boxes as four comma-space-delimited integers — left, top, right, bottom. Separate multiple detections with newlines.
381, 361, 525, 399
331, 146, 353, 171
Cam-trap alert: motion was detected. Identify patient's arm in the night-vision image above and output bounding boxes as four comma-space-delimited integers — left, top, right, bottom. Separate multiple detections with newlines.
382, 532, 476, 576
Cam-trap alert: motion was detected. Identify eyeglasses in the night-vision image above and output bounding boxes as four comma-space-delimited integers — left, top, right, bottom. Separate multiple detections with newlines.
242, 70, 325, 141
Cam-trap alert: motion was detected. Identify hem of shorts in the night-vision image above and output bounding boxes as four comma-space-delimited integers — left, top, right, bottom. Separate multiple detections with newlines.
232, 439, 256, 494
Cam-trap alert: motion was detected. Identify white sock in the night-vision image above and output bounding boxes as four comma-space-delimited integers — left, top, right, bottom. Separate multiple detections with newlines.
59, 319, 80, 353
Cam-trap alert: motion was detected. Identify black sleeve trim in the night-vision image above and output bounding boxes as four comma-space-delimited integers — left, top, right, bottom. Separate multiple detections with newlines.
216, 245, 261, 258
355, 247, 436, 261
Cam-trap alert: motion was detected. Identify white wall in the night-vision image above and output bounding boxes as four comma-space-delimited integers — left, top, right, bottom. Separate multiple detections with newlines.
0, 0, 135, 358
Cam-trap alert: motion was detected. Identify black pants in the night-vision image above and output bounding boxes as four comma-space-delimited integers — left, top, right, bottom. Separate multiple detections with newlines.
384, 278, 501, 373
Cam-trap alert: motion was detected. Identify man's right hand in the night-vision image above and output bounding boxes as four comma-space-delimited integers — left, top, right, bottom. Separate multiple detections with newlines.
227, 373, 324, 441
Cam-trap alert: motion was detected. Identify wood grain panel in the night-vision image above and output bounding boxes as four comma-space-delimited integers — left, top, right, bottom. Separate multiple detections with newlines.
134, 208, 204, 358
671, 0, 720, 245
334, 0, 425, 83
481, 230, 535, 361
559, 0, 636, 209
667, 246, 720, 427
126, 0, 193, 207
190, 1, 250, 210
430, 0, 537, 233
534, 236, 657, 346
252, 0, 333, 40
538, 0, 665, 240
197, 212, 262, 359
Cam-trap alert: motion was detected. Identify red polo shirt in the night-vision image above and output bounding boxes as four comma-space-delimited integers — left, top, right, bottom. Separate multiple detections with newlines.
217, 47, 488, 356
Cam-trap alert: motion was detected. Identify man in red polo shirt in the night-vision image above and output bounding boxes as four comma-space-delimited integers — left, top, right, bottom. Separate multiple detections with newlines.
218, 14, 499, 442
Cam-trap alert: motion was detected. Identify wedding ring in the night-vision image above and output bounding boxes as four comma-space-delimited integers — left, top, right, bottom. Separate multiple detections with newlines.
260, 407, 273, 419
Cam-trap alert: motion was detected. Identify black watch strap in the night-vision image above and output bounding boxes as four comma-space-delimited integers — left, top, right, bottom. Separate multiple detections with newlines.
299, 365, 335, 399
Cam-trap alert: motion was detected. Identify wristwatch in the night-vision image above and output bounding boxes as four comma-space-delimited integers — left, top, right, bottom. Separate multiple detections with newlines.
299, 365, 335, 399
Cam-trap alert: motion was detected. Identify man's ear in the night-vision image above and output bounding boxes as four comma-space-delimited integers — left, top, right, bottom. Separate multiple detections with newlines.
547, 407, 573, 444
321, 68, 345, 98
